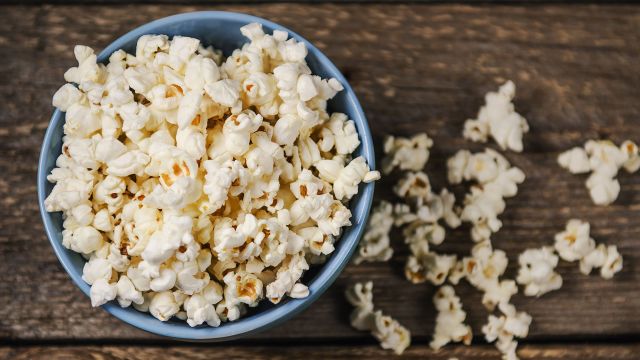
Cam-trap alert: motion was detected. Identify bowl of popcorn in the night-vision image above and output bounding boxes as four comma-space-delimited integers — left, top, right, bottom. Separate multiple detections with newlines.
37, 11, 378, 340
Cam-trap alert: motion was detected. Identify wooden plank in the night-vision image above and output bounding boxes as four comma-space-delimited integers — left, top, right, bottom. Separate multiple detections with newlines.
0, 0, 619, 5
1, 344, 640, 360
1, 3, 640, 342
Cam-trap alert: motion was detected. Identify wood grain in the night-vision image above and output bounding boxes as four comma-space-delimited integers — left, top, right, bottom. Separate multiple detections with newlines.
1, 3, 640, 345
2, 344, 640, 359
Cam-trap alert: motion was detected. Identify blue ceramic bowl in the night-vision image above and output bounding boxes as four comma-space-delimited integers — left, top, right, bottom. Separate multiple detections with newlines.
37, 11, 375, 341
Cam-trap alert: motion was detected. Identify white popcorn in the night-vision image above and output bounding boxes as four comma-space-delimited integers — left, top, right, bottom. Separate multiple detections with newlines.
621, 140, 640, 173
381, 133, 433, 174
353, 201, 394, 264
449, 149, 524, 242
150, 267, 177, 292
90, 278, 117, 307
346, 282, 411, 355
580, 244, 623, 279
371, 311, 412, 355
289, 283, 310, 299
461, 242, 515, 310
53, 83, 84, 111
116, 275, 144, 307
516, 247, 562, 297
558, 147, 590, 174
64, 45, 105, 84
482, 302, 531, 360
47, 25, 378, 327
184, 293, 221, 327
463, 81, 529, 152
586, 171, 620, 206
82, 257, 112, 285
559, 139, 638, 205
554, 219, 595, 262
430, 285, 472, 351
63, 226, 104, 254
149, 291, 180, 321
205, 79, 241, 108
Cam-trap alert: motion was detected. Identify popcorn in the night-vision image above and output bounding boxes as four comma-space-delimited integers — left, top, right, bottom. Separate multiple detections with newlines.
63, 226, 104, 254
463, 81, 529, 152
90, 278, 117, 307
430, 285, 472, 351
460, 242, 516, 310
554, 219, 595, 262
346, 282, 411, 355
116, 275, 144, 307
149, 291, 180, 321
580, 244, 623, 279
482, 302, 531, 360
557, 147, 590, 174
558, 139, 638, 205
555, 219, 623, 280
184, 293, 221, 327
353, 201, 394, 264
448, 149, 524, 242
381, 133, 433, 174
586, 172, 620, 206
82, 257, 112, 285
47, 25, 378, 327
516, 247, 562, 297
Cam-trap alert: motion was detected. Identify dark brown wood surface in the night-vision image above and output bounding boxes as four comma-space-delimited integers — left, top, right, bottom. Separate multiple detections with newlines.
1, 344, 639, 360
1, 2, 640, 359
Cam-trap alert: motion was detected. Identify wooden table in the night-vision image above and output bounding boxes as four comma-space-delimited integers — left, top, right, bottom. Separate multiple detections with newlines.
1, 2, 639, 359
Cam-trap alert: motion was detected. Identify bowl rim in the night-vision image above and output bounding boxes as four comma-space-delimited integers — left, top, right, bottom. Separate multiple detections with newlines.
37, 10, 375, 341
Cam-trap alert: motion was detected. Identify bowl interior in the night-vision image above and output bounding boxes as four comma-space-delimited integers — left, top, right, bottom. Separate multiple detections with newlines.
38, 11, 375, 341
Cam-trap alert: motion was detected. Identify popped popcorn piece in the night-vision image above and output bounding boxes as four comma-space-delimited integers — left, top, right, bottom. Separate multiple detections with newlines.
345, 282, 411, 355
586, 171, 620, 206
371, 311, 412, 355
482, 302, 531, 360
47, 25, 379, 326
516, 247, 562, 297
557, 147, 590, 174
353, 201, 394, 264
90, 278, 117, 307
463, 81, 529, 152
381, 133, 433, 174
430, 285, 472, 351
554, 219, 595, 262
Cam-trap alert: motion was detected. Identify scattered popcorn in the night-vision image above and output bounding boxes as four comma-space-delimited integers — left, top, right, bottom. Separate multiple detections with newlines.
448, 148, 524, 242
353, 201, 394, 264
460, 241, 516, 311
462, 81, 529, 152
482, 302, 531, 360
558, 139, 639, 205
516, 246, 562, 297
430, 285, 472, 351
346, 281, 411, 355
47, 24, 378, 326
381, 133, 433, 174
556, 219, 623, 279
580, 244, 623, 279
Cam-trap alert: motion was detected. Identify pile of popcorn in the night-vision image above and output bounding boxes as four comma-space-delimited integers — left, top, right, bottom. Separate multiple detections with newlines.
346, 81, 625, 359
46, 23, 380, 326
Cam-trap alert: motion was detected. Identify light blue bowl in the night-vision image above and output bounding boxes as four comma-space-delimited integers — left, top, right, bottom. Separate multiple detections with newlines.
37, 11, 375, 341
